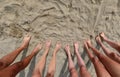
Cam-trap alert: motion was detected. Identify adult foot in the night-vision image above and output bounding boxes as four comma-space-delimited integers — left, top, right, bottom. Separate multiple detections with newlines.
32, 43, 42, 55
95, 35, 102, 44
74, 42, 79, 54
46, 40, 51, 48
86, 39, 92, 48
74, 42, 79, 50
21, 34, 31, 49
54, 41, 61, 53
65, 45, 71, 56
74, 42, 85, 66
99, 32, 107, 41
43, 40, 51, 56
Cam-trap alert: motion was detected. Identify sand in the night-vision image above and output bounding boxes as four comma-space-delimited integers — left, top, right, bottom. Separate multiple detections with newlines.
0, 0, 120, 77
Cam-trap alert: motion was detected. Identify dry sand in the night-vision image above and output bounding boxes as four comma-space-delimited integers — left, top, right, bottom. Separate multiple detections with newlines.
0, 0, 120, 77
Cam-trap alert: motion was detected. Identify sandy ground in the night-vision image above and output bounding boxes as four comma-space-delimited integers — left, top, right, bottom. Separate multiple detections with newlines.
0, 0, 120, 77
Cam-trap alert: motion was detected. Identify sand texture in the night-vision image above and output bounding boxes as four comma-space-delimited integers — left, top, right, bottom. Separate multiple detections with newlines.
0, 0, 120, 77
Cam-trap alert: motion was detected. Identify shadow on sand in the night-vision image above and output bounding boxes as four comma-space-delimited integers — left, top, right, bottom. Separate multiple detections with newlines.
19, 48, 28, 77
27, 56, 36, 77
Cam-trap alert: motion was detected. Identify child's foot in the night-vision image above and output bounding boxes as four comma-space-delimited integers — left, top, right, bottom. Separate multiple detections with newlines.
21, 34, 31, 49
32, 43, 42, 55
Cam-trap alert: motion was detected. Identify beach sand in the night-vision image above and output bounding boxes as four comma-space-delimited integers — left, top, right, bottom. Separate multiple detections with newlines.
0, 0, 120, 77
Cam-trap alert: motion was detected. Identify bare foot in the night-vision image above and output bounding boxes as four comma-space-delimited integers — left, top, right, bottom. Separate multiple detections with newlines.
44, 40, 51, 56
86, 40, 101, 57
74, 42, 85, 66
74, 42, 80, 55
32, 43, 42, 54
46, 40, 51, 48
74, 42, 79, 51
95, 35, 102, 44
54, 41, 61, 52
65, 45, 71, 56
21, 34, 31, 49
86, 39, 92, 48
99, 32, 107, 41
84, 41, 94, 60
